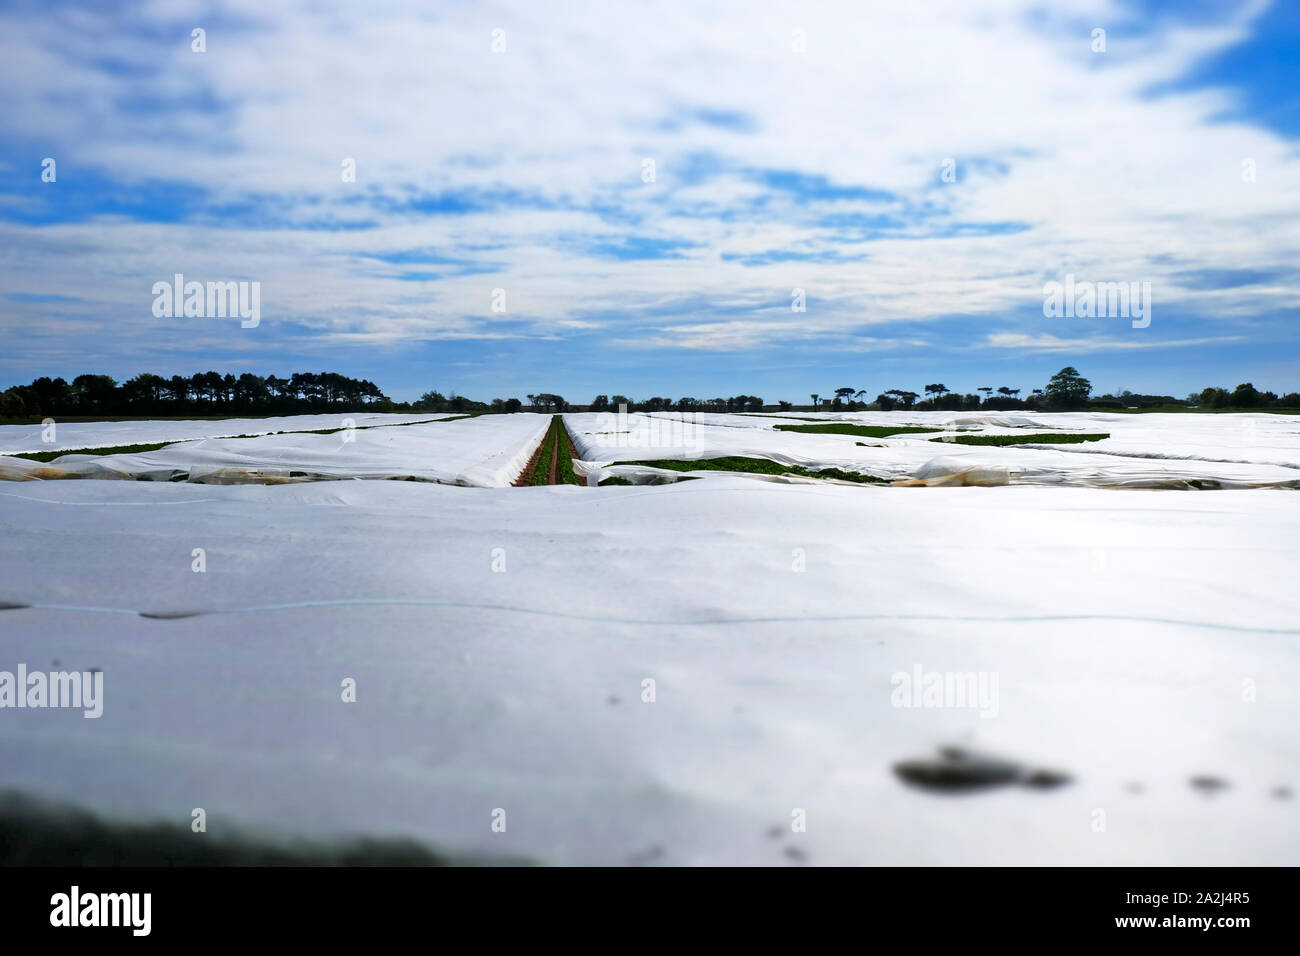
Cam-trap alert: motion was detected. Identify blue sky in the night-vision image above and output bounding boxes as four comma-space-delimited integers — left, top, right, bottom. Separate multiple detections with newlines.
1, 0, 1298, 403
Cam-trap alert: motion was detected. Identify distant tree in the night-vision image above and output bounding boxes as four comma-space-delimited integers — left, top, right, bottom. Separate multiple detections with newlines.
236, 373, 268, 407
1231, 382, 1264, 408
416, 390, 447, 411
883, 388, 918, 409
123, 373, 165, 408
1197, 387, 1229, 409
1, 388, 28, 416
610, 395, 633, 412
810, 393, 819, 409
530, 393, 559, 411
205, 370, 228, 402
29, 377, 71, 413
590, 395, 610, 412
70, 374, 118, 412
1044, 367, 1092, 409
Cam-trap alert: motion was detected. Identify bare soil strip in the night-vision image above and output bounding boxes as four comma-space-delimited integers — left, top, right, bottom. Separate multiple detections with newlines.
512, 426, 550, 486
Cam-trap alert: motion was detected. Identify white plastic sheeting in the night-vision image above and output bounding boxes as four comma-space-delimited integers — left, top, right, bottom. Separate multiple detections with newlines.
564, 410, 1300, 488
1, 477, 1296, 865
0, 412, 448, 455
0, 414, 552, 487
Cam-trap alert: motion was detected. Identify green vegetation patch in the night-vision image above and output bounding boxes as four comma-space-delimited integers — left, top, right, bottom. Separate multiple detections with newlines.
10, 441, 183, 462
931, 432, 1110, 446
555, 420, 581, 486
774, 423, 943, 438
529, 429, 556, 486
624, 456, 887, 483
522, 415, 582, 487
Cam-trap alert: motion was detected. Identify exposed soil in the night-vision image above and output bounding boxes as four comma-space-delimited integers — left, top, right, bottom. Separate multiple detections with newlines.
512, 427, 549, 486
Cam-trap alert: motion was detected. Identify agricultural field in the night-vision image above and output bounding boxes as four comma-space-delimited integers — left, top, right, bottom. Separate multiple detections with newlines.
1, 410, 1299, 865
568, 409, 1300, 488
0, 412, 450, 456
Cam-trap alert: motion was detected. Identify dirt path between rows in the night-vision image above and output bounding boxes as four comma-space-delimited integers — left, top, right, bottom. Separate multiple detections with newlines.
512, 415, 581, 486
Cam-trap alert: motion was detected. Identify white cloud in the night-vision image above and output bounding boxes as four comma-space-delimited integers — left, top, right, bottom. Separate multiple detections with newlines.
983, 332, 1246, 352
0, 0, 1297, 355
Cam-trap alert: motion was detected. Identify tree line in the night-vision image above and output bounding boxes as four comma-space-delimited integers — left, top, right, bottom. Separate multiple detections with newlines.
587, 395, 773, 413
1, 371, 387, 417
416, 393, 777, 413
6, 366, 1299, 420
807, 368, 1300, 412
1189, 383, 1300, 409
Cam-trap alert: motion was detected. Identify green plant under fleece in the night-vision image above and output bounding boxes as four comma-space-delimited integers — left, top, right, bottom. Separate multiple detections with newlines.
773, 423, 943, 438
930, 433, 1109, 446
622, 456, 887, 483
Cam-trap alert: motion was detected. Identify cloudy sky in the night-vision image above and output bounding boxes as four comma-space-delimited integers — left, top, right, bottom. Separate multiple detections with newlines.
1, 0, 1298, 402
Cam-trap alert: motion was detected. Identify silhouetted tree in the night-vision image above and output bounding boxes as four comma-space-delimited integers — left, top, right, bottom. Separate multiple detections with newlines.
1044, 367, 1092, 410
